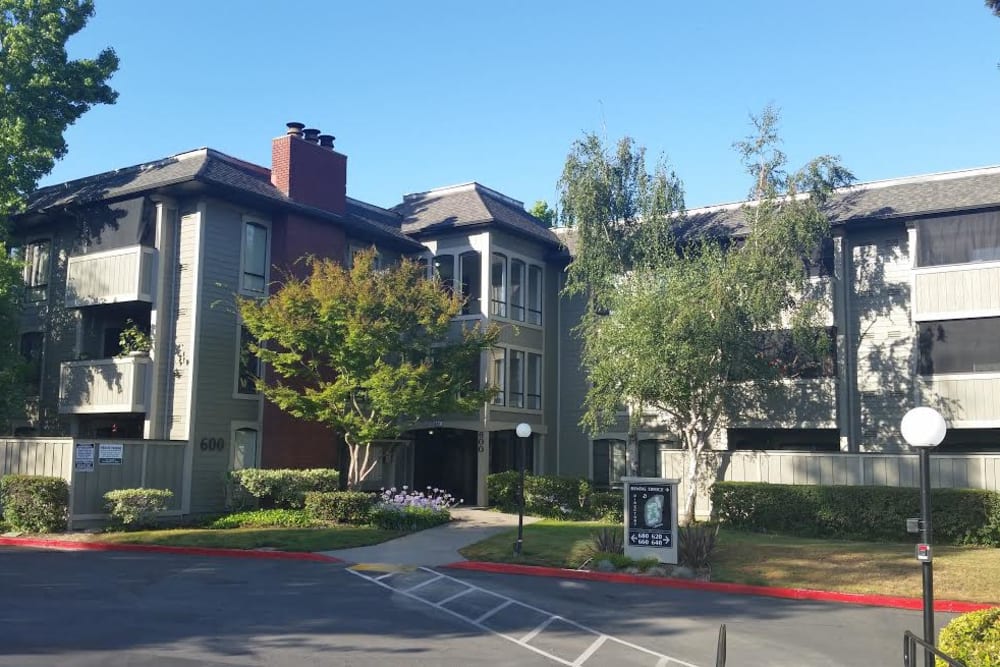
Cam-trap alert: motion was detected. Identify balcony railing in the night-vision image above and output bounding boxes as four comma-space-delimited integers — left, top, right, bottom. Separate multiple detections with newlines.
65, 245, 156, 308
913, 261, 1000, 320
59, 355, 152, 414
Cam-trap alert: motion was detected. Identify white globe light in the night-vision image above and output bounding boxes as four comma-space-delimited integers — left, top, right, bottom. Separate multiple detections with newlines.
900, 407, 947, 448
515, 423, 532, 439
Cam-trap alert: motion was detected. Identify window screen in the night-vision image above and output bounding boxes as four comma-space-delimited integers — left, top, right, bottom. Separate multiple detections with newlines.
917, 211, 1000, 267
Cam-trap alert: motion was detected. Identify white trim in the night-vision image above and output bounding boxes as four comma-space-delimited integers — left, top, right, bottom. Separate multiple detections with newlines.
914, 308, 1000, 322
181, 203, 206, 514
913, 259, 1000, 276
918, 371, 1000, 382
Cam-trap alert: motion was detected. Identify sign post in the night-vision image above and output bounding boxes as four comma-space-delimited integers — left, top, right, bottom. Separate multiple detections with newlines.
623, 477, 679, 565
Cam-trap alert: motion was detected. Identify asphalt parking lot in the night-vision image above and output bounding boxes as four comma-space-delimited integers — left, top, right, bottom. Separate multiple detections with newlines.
0, 547, 952, 666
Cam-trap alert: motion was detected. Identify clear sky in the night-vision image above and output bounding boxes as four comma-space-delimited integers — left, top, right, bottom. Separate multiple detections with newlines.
45, 1, 1000, 213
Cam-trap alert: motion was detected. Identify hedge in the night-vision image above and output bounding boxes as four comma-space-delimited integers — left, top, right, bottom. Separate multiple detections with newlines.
229, 468, 339, 509
369, 505, 450, 531
304, 491, 375, 524
0, 475, 69, 533
487, 472, 621, 521
104, 488, 173, 529
711, 481, 1000, 545
937, 607, 1000, 666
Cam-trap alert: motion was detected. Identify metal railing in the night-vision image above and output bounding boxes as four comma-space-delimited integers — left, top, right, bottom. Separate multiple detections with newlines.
903, 630, 964, 667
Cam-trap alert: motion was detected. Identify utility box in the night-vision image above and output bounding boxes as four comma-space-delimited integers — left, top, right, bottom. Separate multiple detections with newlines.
623, 477, 679, 565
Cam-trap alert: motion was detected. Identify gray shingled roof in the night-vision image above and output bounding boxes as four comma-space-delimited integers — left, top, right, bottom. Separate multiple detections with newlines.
393, 182, 563, 248
684, 166, 1000, 237
23, 149, 422, 251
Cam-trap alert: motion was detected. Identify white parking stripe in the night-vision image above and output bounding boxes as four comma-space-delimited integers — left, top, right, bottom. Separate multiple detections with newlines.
348, 565, 700, 667
475, 599, 512, 624
437, 587, 473, 606
572, 635, 609, 667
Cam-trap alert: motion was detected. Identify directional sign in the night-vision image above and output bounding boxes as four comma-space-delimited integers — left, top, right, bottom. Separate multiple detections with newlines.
623, 477, 679, 564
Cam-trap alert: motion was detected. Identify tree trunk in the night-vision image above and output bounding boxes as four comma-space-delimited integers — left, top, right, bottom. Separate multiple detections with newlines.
682, 432, 705, 525
626, 425, 640, 478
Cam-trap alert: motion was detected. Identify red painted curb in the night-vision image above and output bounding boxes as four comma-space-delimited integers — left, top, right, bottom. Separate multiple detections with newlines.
445, 561, 997, 614
0, 536, 342, 563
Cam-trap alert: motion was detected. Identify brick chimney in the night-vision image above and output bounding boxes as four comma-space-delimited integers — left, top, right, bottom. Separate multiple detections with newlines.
271, 121, 347, 215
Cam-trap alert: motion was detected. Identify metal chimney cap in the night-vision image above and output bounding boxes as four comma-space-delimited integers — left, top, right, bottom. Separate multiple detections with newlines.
302, 128, 321, 143
318, 134, 335, 149
285, 122, 305, 137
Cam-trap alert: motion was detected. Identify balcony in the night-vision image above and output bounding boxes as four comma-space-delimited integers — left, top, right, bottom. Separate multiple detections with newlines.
59, 356, 152, 414
918, 374, 1000, 427
913, 261, 1000, 321
65, 245, 156, 308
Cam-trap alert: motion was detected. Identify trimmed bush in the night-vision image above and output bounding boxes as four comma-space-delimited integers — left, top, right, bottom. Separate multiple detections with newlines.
588, 491, 624, 523
104, 488, 173, 529
304, 491, 375, 524
711, 481, 1000, 545
488, 472, 593, 519
208, 509, 315, 529
369, 505, 450, 531
0, 475, 69, 533
937, 607, 1000, 667
229, 468, 339, 509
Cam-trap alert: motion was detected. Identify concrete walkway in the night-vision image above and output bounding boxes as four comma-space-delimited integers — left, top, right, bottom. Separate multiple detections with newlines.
322, 507, 539, 567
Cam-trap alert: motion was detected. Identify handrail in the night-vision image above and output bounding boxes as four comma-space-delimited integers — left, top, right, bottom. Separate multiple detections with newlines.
903, 630, 964, 667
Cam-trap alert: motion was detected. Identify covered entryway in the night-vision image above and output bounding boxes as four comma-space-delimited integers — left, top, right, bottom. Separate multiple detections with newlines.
411, 428, 478, 505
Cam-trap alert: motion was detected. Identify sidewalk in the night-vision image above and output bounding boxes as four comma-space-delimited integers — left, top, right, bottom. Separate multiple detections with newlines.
321, 507, 537, 567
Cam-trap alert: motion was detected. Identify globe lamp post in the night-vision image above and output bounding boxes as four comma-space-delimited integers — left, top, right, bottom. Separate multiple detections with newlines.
514, 422, 532, 556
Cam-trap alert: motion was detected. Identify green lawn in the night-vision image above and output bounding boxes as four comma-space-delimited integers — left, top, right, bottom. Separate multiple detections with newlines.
459, 520, 1000, 604
95, 525, 407, 552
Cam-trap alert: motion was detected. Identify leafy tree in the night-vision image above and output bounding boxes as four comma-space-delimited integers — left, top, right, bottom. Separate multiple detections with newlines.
561, 107, 853, 523
238, 250, 499, 489
528, 200, 557, 228
1, 0, 119, 214
0, 0, 117, 425
988, 0, 1000, 18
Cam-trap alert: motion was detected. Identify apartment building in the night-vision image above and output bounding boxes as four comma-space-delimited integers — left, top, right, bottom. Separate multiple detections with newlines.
8, 124, 999, 516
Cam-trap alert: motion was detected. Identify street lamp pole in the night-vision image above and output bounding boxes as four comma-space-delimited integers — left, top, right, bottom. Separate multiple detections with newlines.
900, 406, 947, 667
514, 422, 532, 557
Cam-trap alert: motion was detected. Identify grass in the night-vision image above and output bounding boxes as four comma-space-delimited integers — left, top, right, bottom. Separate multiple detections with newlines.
92, 525, 407, 552
459, 520, 1000, 604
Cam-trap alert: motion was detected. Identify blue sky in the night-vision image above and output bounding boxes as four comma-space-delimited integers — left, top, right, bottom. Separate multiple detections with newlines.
47, 1, 1000, 213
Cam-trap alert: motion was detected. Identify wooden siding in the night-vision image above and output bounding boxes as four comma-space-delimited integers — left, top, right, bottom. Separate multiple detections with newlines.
188, 200, 261, 512
913, 264, 1000, 320
167, 212, 199, 440
64, 245, 156, 307
0, 438, 73, 480
919, 375, 1000, 426
58, 357, 151, 414
660, 450, 1000, 520
70, 439, 185, 516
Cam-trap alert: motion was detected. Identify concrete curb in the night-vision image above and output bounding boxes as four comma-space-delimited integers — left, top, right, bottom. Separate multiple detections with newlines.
0, 536, 342, 563
444, 561, 997, 614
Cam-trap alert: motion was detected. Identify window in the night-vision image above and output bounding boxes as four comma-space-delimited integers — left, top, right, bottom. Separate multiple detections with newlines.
509, 259, 525, 321
806, 237, 835, 277
526, 353, 541, 409
592, 439, 626, 488
509, 350, 524, 408
103, 327, 124, 357
21, 240, 50, 302
349, 243, 381, 270
490, 253, 507, 317
492, 349, 506, 405
242, 222, 268, 293
20, 332, 43, 396
460, 251, 481, 314
917, 211, 1000, 267
232, 427, 259, 469
237, 326, 261, 395
434, 254, 455, 291
917, 317, 1000, 374
727, 428, 840, 451
527, 265, 542, 325
638, 440, 663, 478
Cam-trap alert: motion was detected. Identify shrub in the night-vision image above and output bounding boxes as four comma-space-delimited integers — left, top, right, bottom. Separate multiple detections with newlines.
488, 472, 594, 519
678, 522, 719, 569
590, 527, 624, 555
228, 468, 339, 509
711, 482, 1000, 545
0, 475, 69, 533
370, 505, 450, 531
104, 488, 173, 529
208, 509, 315, 529
304, 491, 375, 524
937, 607, 1000, 667
588, 491, 624, 523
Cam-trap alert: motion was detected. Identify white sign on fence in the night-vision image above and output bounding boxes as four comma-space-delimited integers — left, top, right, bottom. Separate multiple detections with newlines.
98, 443, 124, 465
74, 442, 95, 472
